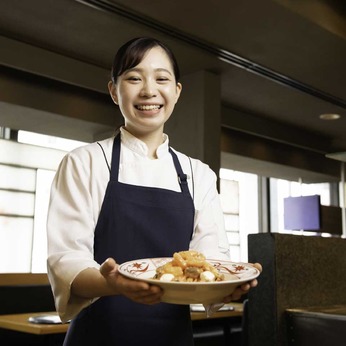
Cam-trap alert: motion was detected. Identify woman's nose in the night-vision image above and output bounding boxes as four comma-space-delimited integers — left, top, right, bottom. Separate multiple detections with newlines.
140, 80, 157, 97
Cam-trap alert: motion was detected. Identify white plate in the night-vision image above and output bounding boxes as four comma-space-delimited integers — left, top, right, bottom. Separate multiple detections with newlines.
118, 258, 260, 305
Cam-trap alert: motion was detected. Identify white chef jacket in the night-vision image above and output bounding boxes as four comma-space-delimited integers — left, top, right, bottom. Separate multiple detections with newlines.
47, 128, 230, 322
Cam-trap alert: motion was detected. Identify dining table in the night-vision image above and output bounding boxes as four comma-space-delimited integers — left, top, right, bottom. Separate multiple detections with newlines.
0, 302, 243, 336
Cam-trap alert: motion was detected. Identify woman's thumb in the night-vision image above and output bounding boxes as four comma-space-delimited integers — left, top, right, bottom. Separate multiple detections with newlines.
100, 257, 117, 276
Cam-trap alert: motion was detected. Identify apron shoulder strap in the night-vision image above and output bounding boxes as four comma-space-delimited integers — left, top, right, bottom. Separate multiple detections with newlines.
97, 142, 111, 174
169, 148, 190, 194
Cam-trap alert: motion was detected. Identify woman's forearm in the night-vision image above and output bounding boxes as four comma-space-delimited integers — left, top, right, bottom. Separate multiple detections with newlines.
71, 267, 115, 299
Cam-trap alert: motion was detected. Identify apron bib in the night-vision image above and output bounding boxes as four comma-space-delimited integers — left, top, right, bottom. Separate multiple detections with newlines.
64, 134, 195, 346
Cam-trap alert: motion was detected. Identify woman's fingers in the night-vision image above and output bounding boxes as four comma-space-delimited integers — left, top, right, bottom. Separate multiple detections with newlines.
222, 277, 259, 303
252, 262, 262, 272
123, 282, 163, 305
127, 285, 163, 304
99, 257, 163, 305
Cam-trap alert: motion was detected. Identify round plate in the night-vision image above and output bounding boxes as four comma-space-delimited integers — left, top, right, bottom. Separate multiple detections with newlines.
118, 257, 260, 305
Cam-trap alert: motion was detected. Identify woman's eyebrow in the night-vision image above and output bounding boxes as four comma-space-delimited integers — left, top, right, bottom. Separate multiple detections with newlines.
155, 68, 173, 75
126, 67, 172, 75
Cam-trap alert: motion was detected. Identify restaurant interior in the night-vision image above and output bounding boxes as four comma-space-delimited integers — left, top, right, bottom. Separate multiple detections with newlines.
0, 0, 346, 345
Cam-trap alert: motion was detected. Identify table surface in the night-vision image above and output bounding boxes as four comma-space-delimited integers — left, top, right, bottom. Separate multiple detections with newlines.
0, 303, 243, 335
0, 312, 69, 335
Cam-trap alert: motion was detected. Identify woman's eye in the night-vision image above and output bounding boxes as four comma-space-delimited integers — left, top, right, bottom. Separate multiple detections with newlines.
127, 76, 141, 82
157, 77, 169, 82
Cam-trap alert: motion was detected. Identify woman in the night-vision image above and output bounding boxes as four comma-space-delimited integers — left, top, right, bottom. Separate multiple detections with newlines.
47, 37, 260, 346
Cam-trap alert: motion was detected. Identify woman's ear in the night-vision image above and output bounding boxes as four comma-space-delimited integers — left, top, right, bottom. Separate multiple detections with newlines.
175, 82, 182, 104
108, 81, 118, 105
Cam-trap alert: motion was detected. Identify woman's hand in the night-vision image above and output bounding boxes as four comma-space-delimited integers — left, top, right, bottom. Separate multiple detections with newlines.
100, 257, 163, 305
222, 262, 262, 303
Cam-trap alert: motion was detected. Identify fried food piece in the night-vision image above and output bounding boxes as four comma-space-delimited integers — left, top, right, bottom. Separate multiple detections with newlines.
153, 250, 224, 282
185, 266, 203, 279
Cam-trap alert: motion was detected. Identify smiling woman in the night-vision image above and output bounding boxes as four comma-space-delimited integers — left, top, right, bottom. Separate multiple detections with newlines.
46, 37, 260, 346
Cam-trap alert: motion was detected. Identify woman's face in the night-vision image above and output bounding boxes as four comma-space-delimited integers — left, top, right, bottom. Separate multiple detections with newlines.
109, 46, 182, 137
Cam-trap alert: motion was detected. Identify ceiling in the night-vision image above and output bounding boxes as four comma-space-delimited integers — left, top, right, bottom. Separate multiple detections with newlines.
0, 0, 346, 162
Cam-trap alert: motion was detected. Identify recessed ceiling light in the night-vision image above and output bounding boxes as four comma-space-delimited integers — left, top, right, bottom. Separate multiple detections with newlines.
319, 113, 341, 120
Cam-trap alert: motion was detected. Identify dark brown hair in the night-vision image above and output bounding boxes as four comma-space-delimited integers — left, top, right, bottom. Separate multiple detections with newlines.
111, 37, 180, 83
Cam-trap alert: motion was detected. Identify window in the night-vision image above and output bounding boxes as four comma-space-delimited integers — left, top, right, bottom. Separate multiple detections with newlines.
219, 169, 259, 262
0, 129, 86, 273
219, 171, 341, 261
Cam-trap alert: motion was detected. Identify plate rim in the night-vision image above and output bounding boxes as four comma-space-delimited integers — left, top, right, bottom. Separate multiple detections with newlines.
118, 257, 260, 286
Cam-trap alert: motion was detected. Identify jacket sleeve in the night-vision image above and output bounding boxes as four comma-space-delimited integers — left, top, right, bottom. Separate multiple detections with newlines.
47, 151, 100, 322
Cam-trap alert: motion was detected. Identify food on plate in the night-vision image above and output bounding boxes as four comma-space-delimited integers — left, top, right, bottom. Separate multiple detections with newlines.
153, 250, 224, 282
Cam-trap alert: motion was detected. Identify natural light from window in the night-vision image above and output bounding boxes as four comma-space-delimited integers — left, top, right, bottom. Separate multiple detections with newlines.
18, 130, 87, 151
0, 130, 87, 273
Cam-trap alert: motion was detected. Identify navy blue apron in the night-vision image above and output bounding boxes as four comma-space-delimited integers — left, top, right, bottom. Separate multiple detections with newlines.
64, 133, 195, 346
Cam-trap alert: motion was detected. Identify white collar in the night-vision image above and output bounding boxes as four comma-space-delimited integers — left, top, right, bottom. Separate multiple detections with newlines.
120, 127, 170, 159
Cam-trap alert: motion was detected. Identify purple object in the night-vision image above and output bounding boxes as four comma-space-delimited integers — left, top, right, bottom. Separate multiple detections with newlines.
284, 195, 321, 231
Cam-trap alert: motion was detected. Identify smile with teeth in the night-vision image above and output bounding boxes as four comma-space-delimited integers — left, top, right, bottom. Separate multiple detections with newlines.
135, 104, 163, 111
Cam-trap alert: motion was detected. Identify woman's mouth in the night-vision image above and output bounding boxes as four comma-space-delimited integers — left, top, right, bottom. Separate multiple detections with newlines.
135, 104, 163, 111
